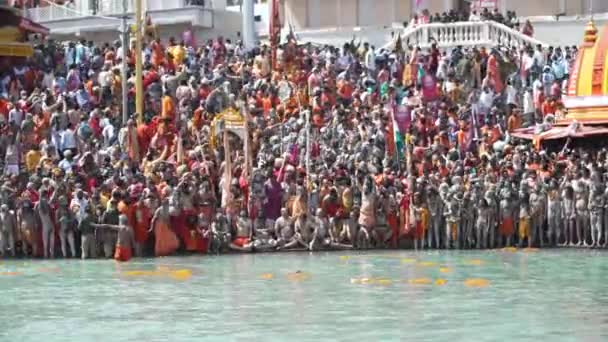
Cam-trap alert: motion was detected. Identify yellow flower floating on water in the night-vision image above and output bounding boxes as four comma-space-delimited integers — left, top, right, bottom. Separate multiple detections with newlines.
401, 258, 416, 264
170, 269, 193, 281
339, 256, 350, 261
501, 247, 518, 253
464, 278, 491, 288
260, 273, 274, 280
350, 277, 393, 286
435, 279, 448, 286
417, 261, 438, 267
375, 278, 393, 286
124, 270, 160, 277
439, 267, 452, 273
287, 271, 311, 282
123, 267, 193, 281
408, 278, 433, 285
464, 259, 485, 266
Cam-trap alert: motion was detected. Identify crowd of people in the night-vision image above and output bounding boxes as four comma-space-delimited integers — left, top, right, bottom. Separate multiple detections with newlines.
410, 8, 533, 37
0, 12, 604, 263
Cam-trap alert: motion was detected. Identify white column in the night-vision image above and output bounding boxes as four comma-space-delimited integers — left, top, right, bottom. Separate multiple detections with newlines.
308, 0, 321, 28
337, 0, 342, 28
392, 0, 397, 24
213, 0, 227, 10
242, 0, 256, 50
559, 0, 566, 13
444, 0, 452, 12
501, 0, 508, 15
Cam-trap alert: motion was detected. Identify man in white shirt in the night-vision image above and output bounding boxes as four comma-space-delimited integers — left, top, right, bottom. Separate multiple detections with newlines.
7, 103, 23, 127
365, 45, 376, 75
60, 125, 77, 154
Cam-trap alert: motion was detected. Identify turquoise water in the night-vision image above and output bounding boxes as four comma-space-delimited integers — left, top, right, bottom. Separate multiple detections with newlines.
1, 249, 608, 342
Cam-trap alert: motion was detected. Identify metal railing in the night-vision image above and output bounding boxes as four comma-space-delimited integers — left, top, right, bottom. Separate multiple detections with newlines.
383, 20, 547, 50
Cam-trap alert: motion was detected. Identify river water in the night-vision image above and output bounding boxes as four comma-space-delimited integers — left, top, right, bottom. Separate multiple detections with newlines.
1, 249, 607, 342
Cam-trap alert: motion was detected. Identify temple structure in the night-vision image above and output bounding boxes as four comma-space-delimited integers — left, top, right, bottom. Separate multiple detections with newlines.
562, 20, 608, 123
0, 5, 48, 69
512, 20, 608, 148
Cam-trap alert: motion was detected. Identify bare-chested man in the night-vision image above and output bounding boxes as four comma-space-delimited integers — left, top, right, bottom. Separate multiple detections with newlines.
230, 210, 254, 252
339, 209, 359, 247
252, 208, 278, 251
294, 212, 314, 249
589, 186, 604, 248
78, 206, 97, 259
101, 199, 120, 258
275, 208, 299, 250
0, 205, 16, 257
56, 197, 77, 258
35, 190, 55, 258
210, 213, 231, 254
17, 200, 38, 257
309, 208, 332, 251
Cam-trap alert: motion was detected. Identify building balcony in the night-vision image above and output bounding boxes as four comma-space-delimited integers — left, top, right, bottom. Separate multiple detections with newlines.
25, 0, 213, 36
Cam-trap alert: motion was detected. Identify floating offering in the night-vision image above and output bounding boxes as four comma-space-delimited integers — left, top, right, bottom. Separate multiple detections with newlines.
464, 259, 485, 266
408, 278, 433, 285
501, 247, 518, 253
124, 270, 160, 277
435, 279, 448, 286
464, 278, 490, 288
169, 269, 192, 281
417, 261, 438, 267
523, 248, 539, 253
0, 271, 22, 276
375, 278, 393, 286
339, 256, 350, 261
287, 271, 311, 282
260, 273, 274, 280
351, 277, 393, 286
123, 267, 193, 281
439, 267, 452, 273
401, 258, 416, 264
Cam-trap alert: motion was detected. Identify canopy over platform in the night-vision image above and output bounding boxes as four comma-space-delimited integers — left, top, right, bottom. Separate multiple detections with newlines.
512, 122, 608, 141
0, 6, 48, 58
562, 20, 608, 123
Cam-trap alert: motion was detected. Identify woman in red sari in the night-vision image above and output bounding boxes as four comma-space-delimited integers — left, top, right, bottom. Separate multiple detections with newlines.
486, 50, 504, 93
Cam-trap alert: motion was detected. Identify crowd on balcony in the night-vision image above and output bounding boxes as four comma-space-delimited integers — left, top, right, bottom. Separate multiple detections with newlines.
409, 8, 532, 35
0, 18, 603, 262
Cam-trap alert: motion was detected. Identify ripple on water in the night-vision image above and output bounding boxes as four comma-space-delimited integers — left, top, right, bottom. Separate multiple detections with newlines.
2, 251, 608, 341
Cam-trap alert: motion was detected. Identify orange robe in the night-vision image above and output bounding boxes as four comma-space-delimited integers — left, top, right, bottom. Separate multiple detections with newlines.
487, 55, 503, 93
161, 96, 175, 121
154, 219, 180, 257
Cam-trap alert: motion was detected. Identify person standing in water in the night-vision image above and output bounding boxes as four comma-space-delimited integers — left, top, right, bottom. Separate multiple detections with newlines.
93, 215, 135, 262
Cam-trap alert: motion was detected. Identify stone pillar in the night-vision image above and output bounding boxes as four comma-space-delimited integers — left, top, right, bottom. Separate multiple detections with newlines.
501, 0, 508, 14
242, 0, 256, 50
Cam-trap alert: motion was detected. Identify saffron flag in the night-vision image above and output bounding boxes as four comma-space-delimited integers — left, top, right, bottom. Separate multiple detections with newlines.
269, 0, 281, 69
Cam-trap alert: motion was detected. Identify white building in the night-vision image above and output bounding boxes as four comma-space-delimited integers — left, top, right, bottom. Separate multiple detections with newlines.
25, 0, 243, 43
23, 0, 608, 47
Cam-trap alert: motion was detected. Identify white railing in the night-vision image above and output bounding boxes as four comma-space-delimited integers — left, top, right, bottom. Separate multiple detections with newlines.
384, 21, 547, 50
26, 0, 211, 22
